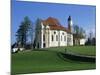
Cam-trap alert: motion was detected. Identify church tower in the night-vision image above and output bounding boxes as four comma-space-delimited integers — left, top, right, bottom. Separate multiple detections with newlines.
68, 16, 73, 33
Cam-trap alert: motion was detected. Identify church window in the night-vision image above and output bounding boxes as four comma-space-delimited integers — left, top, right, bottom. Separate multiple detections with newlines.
52, 35, 54, 41
62, 32, 64, 35
43, 34, 45, 41
56, 35, 58, 41
64, 36, 66, 41
54, 31, 56, 34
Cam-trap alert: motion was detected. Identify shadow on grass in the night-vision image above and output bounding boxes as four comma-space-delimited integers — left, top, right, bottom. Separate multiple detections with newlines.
57, 52, 96, 63
33, 48, 96, 63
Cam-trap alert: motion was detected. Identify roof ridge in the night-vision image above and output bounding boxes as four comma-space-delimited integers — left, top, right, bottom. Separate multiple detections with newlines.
41, 17, 71, 33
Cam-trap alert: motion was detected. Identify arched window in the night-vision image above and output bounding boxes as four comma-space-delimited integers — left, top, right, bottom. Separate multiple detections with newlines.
64, 36, 66, 41
56, 35, 58, 41
62, 32, 64, 35
52, 35, 54, 41
43, 34, 45, 41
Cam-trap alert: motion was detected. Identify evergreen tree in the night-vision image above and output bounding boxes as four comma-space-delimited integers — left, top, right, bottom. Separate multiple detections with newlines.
16, 16, 33, 48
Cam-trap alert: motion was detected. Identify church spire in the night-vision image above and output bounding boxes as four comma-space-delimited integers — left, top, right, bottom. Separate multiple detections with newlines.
68, 16, 73, 33
68, 16, 71, 21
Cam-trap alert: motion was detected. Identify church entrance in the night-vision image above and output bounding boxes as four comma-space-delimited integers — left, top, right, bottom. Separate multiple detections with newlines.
37, 43, 39, 48
43, 43, 46, 48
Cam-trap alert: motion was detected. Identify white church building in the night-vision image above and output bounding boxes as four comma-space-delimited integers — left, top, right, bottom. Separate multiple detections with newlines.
34, 16, 73, 48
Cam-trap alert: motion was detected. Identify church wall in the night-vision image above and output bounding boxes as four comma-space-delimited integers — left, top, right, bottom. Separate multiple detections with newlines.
49, 30, 68, 47
70, 34, 73, 46
49, 30, 59, 47
67, 33, 73, 46
35, 27, 73, 48
34, 18, 73, 48
59, 30, 67, 46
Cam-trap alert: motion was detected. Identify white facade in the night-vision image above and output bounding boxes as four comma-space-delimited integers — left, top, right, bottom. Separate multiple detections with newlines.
34, 17, 73, 48
80, 39, 86, 45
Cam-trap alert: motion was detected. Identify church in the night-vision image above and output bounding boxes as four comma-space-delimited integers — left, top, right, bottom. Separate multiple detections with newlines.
34, 16, 73, 48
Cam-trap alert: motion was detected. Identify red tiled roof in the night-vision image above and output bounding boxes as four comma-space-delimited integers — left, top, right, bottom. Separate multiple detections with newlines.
42, 17, 71, 33
42, 17, 61, 26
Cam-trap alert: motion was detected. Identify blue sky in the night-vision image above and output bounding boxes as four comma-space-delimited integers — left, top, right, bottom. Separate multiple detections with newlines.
11, 1, 96, 44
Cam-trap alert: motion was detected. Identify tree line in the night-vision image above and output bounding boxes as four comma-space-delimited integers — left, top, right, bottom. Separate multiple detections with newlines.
73, 25, 86, 45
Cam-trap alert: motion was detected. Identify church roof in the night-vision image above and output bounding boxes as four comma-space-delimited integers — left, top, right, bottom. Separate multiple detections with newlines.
42, 17, 71, 33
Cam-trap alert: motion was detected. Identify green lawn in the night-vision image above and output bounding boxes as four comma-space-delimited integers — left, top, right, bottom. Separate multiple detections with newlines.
11, 46, 96, 74
42, 46, 96, 56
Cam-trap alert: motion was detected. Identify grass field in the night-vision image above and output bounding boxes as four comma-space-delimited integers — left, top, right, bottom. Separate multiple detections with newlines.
42, 46, 96, 56
11, 46, 96, 74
